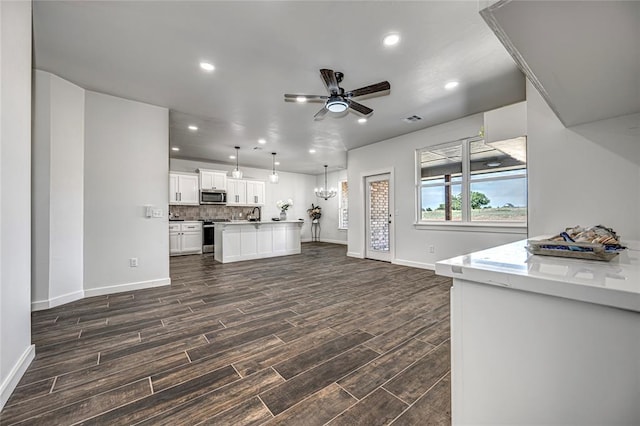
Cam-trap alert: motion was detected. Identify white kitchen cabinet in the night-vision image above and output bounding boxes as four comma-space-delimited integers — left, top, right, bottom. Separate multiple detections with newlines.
226, 178, 247, 206
227, 178, 264, 206
214, 221, 302, 263
169, 221, 202, 255
198, 169, 227, 191
246, 180, 265, 206
169, 172, 199, 205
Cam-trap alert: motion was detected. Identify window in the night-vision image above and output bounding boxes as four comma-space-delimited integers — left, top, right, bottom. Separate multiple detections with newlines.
418, 136, 527, 224
338, 180, 348, 229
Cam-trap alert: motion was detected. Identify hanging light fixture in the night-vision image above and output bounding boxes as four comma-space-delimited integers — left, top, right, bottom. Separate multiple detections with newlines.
231, 146, 243, 178
315, 165, 337, 200
269, 152, 279, 184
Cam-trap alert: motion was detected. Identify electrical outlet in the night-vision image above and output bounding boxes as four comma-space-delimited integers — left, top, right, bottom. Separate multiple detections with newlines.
129, 258, 138, 267
428, 245, 435, 254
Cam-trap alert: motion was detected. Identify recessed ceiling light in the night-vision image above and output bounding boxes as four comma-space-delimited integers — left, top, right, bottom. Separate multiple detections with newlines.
274, 161, 280, 166
383, 33, 401, 47
188, 125, 198, 131
296, 96, 307, 103
445, 81, 459, 90
358, 118, 367, 124
229, 155, 236, 159
199, 62, 215, 72
258, 138, 266, 144
171, 147, 180, 151
309, 149, 316, 154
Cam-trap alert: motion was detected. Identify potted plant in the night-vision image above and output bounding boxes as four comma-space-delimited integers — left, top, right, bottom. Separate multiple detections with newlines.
276, 199, 293, 220
307, 204, 322, 223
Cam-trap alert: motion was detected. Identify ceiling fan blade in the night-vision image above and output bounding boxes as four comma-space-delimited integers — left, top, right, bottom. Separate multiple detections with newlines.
319, 69, 339, 94
284, 94, 328, 100
348, 100, 373, 117
348, 81, 391, 98
313, 107, 328, 121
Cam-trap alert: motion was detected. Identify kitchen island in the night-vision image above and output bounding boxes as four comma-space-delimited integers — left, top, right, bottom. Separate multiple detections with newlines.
214, 220, 303, 263
436, 238, 640, 425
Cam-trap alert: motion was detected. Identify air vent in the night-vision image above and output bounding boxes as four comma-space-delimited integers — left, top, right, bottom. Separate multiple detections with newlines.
253, 146, 263, 150
403, 115, 423, 123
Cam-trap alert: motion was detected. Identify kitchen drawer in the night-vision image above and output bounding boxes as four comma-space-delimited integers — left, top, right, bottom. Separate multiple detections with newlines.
181, 223, 202, 231
169, 224, 181, 232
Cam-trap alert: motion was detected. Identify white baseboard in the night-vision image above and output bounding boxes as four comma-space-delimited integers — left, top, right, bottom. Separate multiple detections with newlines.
301, 238, 312, 243
320, 239, 347, 245
84, 277, 171, 298
393, 258, 435, 271
347, 251, 363, 258
1, 344, 35, 411
31, 290, 85, 311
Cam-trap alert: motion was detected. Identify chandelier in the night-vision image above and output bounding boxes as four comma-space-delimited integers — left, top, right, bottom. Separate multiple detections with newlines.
315, 165, 337, 200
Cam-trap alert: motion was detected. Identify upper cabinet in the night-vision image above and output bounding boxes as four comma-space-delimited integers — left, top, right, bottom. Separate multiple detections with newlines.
246, 180, 265, 206
227, 178, 264, 206
169, 172, 199, 205
483, 101, 526, 143
199, 169, 227, 191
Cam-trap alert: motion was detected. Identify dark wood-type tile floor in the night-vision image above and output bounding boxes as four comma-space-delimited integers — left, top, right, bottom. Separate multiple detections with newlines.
1, 243, 452, 425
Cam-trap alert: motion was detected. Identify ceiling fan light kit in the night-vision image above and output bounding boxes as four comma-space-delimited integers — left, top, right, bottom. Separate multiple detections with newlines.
285, 69, 390, 120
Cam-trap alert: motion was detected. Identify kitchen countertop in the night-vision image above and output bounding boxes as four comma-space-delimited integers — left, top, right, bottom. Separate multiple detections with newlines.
435, 237, 640, 312
215, 220, 305, 225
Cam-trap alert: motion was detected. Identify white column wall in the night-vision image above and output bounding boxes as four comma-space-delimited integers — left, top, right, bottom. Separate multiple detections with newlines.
84, 91, 170, 295
0, 0, 35, 410
527, 80, 640, 240
32, 70, 85, 310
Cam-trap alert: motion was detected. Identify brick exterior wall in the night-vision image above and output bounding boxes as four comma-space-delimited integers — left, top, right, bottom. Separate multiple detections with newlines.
369, 180, 389, 251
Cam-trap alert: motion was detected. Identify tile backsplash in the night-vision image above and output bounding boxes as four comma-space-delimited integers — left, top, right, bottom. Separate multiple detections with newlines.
169, 205, 257, 221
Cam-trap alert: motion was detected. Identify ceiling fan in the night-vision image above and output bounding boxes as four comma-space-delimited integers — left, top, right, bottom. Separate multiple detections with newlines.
284, 69, 390, 120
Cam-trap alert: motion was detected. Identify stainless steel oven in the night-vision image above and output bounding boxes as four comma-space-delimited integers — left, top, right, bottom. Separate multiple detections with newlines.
200, 190, 227, 205
202, 219, 229, 253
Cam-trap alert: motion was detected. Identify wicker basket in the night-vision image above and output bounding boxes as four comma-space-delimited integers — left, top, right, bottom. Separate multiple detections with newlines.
526, 239, 620, 261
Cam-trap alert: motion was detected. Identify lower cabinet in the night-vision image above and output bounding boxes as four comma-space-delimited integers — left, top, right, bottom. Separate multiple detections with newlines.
214, 222, 302, 263
169, 221, 202, 256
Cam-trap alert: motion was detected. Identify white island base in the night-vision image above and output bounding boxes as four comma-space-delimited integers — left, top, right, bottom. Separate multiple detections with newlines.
214, 220, 303, 263
437, 239, 640, 425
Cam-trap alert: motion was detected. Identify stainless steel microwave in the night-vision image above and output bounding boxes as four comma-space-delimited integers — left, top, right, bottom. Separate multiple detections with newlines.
200, 189, 227, 205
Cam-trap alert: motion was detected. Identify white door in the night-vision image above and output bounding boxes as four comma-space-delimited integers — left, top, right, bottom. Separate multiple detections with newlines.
365, 174, 392, 262
178, 175, 199, 205
169, 174, 180, 204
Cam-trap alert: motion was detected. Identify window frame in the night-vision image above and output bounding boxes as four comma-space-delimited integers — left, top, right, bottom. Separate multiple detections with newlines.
415, 136, 528, 233
338, 179, 348, 230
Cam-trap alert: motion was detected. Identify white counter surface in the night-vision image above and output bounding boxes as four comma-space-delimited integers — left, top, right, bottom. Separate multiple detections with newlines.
436, 238, 640, 312
215, 220, 304, 226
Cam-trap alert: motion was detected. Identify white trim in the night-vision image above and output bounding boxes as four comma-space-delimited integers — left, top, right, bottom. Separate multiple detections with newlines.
301, 238, 312, 243
393, 258, 435, 271
31, 290, 85, 311
414, 222, 527, 234
1, 344, 35, 411
347, 251, 364, 259
320, 238, 347, 245
84, 277, 171, 298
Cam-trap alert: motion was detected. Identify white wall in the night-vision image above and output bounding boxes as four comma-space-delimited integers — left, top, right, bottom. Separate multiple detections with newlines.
348, 113, 526, 269
32, 70, 85, 310
527, 80, 640, 240
313, 169, 348, 244
84, 91, 170, 296
170, 158, 317, 241
0, 0, 35, 410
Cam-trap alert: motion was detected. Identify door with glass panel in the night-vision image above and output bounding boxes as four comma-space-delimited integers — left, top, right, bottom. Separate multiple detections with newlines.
365, 174, 391, 262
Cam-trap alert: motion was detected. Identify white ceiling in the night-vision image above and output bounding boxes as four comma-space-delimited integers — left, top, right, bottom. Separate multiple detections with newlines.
482, 0, 640, 127
33, 1, 525, 175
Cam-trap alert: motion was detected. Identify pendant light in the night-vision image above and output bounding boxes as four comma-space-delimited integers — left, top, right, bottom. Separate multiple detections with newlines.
315, 165, 337, 200
231, 146, 243, 178
269, 152, 279, 184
